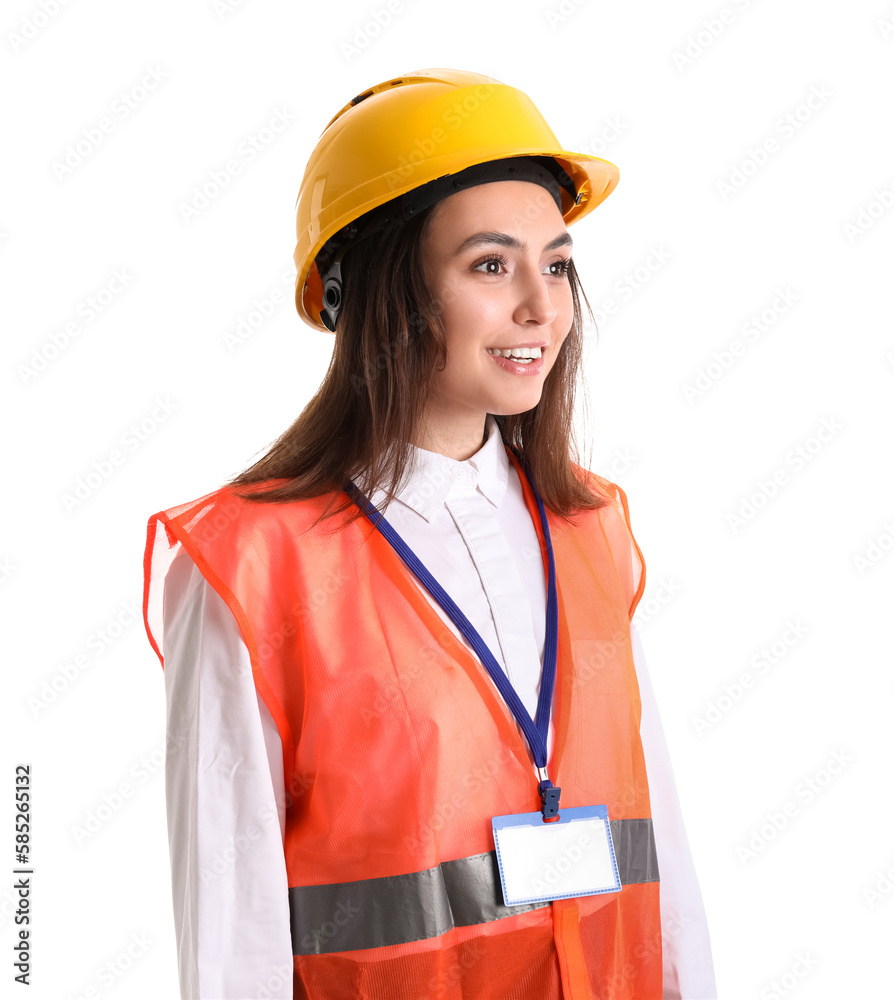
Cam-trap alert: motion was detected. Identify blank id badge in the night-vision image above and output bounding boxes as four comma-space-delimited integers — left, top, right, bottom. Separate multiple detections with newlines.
492, 804, 622, 906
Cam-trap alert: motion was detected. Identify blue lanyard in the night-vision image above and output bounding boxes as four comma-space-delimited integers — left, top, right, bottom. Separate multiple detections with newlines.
344, 449, 561, 819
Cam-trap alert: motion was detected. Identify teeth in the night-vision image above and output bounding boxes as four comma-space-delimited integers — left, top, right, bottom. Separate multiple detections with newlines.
486, 347, 542, 359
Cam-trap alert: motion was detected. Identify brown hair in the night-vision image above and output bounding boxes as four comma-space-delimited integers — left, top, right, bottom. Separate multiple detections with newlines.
227, 201, 612, 530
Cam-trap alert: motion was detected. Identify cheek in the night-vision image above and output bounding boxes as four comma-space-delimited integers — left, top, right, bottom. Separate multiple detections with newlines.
556, 281, 574, 318
557, 287, 575, 335
551, 307, 575, 363
440, 280, 499, 326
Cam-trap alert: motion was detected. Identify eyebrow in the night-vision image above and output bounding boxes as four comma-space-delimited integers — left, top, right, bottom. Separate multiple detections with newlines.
452, 231, 573, 257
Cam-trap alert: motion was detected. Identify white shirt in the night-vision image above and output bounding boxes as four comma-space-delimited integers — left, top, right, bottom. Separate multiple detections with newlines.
159, 414, 716, 999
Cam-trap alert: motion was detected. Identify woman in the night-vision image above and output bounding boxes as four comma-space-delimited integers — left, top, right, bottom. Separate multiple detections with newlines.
143, 68, 716, 999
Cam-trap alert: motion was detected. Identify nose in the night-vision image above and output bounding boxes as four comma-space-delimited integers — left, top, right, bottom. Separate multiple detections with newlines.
512, 263, 557, 326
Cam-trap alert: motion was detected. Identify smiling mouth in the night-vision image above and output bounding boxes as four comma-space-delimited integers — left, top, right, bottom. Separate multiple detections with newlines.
484, 348, 547, 373
485, 346, 544, 364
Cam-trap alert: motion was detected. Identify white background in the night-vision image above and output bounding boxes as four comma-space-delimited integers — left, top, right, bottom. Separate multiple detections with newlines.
2, 0, 893, 997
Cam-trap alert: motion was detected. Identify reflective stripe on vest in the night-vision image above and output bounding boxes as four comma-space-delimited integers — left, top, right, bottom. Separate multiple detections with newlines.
291, 818, 659, 955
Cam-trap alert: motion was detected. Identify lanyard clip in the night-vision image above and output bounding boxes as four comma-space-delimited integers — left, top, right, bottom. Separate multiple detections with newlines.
537, 766, 561, 820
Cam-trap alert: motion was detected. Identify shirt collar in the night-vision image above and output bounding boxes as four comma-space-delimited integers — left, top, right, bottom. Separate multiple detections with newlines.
352, 414, 510, 523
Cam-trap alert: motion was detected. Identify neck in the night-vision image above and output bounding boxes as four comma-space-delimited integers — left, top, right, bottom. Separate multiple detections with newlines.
411, 413, 489, 461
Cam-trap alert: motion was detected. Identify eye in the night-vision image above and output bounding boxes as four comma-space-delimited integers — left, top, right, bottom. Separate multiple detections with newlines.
472, 254, 574, 278
546, 258, 572, 279
472, 253, 509, 275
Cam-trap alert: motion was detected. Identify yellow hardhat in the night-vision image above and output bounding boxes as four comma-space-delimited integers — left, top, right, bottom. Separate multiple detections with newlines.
293, 67, 620, 333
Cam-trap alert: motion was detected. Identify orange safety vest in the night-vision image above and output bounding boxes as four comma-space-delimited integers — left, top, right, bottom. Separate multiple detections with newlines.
142, 447, 662, 999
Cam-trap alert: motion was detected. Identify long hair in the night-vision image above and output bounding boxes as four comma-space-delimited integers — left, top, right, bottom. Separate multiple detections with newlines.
226, 201, 612, 530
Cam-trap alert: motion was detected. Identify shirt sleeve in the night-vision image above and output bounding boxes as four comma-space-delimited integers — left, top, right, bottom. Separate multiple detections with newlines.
630, 622, 717, 1000
162, 543, 294, 999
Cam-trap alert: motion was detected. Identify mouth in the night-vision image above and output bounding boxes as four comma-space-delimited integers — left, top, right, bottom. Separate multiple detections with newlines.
484, 344, 546, 365
485, 345, 547, 376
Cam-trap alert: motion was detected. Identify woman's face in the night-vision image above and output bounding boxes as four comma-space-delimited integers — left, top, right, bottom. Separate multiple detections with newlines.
419, 179, 575, 444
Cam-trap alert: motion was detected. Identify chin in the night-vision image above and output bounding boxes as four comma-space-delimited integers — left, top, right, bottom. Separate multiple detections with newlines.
489, 394, 544, 417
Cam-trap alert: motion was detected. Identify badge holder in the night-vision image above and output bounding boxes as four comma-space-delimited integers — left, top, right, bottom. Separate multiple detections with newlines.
492, 803, 622, 907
